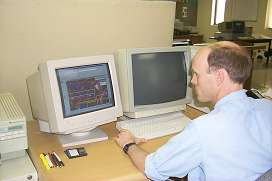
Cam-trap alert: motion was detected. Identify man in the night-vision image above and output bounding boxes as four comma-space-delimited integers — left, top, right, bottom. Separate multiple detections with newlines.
115, 41, 272, 181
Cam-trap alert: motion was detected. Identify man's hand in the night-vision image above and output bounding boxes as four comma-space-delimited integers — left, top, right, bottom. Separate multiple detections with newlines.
114, 129, 148, 173
115, 129, 146, 148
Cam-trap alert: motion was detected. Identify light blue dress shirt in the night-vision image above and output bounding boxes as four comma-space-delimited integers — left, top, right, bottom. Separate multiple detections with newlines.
145, 90, 272, 181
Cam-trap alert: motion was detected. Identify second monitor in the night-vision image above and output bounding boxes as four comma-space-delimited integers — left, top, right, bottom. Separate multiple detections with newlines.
115, 46, 192, 119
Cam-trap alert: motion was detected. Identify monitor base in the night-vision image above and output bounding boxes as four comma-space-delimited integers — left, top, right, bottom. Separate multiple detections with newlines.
58, 127, 108, 147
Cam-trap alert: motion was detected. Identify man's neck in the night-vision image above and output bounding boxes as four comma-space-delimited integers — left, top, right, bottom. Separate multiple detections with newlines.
213, 83, 243, 105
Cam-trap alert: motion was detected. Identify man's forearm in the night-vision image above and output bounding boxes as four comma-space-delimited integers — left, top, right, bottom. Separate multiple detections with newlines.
127, 145, 148, 173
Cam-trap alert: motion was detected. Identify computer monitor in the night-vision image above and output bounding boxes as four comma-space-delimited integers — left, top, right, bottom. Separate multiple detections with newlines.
27, 55, 122, 147
115, 47, 192, 118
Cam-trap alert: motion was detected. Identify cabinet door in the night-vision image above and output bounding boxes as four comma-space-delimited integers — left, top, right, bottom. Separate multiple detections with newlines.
226, 0, 258, 21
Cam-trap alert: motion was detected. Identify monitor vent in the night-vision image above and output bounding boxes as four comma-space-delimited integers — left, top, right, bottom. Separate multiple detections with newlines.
0, 93, 25, 122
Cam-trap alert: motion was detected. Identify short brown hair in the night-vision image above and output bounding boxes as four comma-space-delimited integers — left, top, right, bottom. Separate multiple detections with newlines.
207, 41, 252, 84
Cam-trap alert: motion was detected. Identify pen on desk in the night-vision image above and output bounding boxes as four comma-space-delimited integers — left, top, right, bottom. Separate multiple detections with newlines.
49, 153, 58, 167
51, 152, 61, 167
48, 153, 58, 167
43, 153, 54, 168
39, 153, 50, 170
52, 152, 62, 167
53, 152, 65, 167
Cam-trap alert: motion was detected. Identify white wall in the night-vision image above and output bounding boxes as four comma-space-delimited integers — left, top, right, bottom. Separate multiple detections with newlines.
0, 0, 176, 121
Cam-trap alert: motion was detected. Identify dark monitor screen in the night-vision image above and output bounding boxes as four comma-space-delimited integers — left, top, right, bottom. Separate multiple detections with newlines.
56, 63, 115, 118
132, 52, 187, 106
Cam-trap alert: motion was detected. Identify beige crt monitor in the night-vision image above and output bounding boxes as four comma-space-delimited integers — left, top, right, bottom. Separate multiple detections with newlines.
27, 55, 122, 147
115, 47, 192, 119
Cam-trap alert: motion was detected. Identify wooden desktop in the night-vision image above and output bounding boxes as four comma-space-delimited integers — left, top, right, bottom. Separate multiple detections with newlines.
27, 105, 204, 181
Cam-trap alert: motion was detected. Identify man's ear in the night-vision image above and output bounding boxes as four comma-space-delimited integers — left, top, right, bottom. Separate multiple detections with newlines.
214, 68, 225, 86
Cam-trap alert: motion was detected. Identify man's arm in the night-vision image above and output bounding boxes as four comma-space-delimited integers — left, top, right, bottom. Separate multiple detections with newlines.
115, 129, 147, 172
126, 144, 148, 172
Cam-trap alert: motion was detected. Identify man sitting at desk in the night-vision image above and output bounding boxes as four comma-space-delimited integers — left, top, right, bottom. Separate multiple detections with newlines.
115, 41, 272, 181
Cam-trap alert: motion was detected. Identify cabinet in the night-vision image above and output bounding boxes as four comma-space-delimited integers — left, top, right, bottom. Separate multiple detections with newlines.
225, 0, 258, 21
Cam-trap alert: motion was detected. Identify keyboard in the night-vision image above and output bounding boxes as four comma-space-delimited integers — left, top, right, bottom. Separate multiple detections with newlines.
116, 112, 191, 140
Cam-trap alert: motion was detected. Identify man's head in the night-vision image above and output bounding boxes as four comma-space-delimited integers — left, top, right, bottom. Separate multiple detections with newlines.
191, 41, 252, 104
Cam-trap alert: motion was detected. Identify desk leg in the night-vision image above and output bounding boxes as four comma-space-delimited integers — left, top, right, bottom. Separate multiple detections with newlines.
267, 41, 271, 65
244, 68, 252, 90
244, 45, 254, 90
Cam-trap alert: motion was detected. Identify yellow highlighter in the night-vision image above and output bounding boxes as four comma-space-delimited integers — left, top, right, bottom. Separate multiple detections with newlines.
40, 153, 50, 170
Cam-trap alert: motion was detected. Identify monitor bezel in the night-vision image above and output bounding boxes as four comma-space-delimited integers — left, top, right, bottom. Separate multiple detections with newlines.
118, 47, 192, 118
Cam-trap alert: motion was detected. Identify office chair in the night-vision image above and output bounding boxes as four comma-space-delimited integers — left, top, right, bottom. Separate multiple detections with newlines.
256, 168, 272, 181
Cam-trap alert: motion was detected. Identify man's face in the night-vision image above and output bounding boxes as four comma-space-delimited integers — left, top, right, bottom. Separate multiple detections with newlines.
191, 48, 218, 103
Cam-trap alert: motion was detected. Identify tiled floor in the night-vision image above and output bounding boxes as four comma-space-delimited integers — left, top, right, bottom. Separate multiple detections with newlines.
251, 58, 272, 90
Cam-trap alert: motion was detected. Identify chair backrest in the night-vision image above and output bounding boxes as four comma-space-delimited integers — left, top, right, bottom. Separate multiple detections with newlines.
256, 168, 272, 181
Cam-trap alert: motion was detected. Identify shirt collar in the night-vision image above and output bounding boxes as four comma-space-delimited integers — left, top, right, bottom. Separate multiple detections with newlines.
214, 89, 247, 109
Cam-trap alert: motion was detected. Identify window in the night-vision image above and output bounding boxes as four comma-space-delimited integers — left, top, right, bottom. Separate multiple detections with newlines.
211, 0, 226, 25
266, 0, 272, 28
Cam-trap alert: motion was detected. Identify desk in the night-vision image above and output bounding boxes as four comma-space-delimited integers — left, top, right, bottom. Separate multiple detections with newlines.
174, 34, 204, 44
27, 106, 204, 181
236, 38, 272, 65
210, 37, 272, 64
